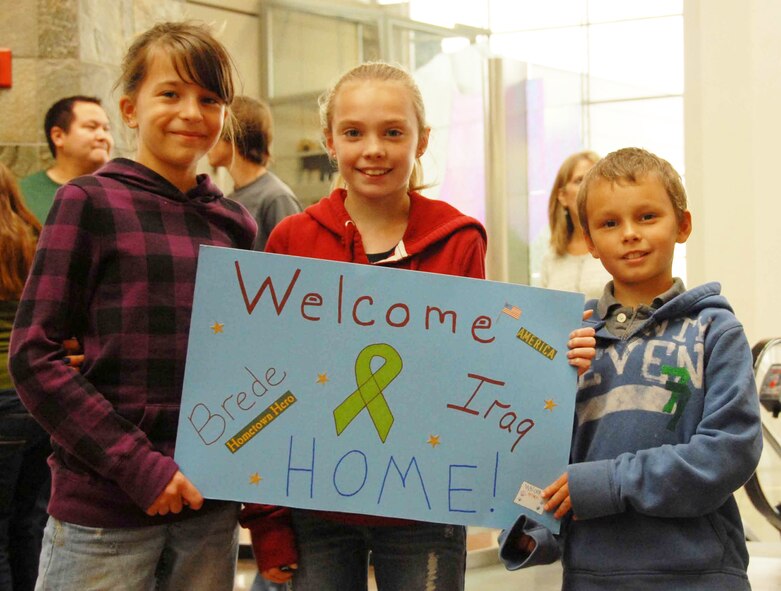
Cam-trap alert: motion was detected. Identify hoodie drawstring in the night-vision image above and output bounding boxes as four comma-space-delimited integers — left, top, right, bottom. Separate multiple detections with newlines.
343, 220, 356, 260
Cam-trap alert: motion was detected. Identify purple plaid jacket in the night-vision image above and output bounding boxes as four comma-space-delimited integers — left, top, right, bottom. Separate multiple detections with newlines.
9, 158, 256, 527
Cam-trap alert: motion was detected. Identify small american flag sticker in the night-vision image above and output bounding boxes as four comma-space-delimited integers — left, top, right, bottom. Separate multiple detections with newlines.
501, 303, 522, 319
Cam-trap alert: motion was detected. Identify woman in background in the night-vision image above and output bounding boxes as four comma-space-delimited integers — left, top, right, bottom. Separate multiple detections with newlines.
541, 151, 610, 301
0, 162, 46, 591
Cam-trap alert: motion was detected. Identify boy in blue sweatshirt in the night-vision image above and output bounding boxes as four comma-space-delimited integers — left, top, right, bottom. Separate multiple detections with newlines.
500, 147, 763, 590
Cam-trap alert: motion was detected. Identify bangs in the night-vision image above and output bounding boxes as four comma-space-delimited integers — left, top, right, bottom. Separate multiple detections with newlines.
163, 37, 234, 103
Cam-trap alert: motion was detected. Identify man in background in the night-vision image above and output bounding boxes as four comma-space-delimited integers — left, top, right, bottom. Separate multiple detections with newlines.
208, 95, 301, 251
20, 95, 113, 223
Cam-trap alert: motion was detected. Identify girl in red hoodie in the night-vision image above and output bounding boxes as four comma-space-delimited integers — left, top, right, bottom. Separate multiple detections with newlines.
241, 61, 595, 591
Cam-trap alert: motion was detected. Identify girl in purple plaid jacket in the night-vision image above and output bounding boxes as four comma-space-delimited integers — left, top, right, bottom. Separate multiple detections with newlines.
9, 22, 256, 591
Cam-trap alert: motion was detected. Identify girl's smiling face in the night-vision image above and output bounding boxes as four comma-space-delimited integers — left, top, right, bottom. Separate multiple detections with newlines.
325, 79, 429, 207
120, 49, 227, 192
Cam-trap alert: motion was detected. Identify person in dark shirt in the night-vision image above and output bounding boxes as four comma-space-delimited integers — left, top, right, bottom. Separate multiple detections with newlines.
208, 95, 302, 251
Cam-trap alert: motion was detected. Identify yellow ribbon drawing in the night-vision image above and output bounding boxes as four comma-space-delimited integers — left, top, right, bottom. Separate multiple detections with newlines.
333, 343, 403, 443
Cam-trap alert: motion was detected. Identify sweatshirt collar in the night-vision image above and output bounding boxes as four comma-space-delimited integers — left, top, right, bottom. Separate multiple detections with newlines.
99, 158, 223, 204
597, 277, 686, 321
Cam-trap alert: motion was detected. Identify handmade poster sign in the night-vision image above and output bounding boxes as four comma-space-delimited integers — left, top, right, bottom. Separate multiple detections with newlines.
175, 246, 584, 532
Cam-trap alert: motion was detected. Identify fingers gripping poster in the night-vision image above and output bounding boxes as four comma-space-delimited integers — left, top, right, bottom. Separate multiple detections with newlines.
175, 246, 584, 532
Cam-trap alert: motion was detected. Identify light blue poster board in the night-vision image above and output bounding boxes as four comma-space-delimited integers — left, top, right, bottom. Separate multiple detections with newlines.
175, 246, 584, 532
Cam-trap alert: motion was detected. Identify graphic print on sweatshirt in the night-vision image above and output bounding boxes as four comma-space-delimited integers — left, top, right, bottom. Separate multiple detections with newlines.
576, 316, 711, 431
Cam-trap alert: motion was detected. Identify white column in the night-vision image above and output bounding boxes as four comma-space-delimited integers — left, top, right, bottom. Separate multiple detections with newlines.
484, 58, 509, 282
684, 0, 781, 345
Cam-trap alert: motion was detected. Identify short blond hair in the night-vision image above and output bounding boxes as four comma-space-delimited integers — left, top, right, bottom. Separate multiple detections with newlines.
577, 147, 687, 235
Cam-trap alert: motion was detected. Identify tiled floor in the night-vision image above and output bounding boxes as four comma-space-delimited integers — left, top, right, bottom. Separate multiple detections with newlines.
236, 542, 781, 591
236, 408, 781, 590
235, 536, 781, 591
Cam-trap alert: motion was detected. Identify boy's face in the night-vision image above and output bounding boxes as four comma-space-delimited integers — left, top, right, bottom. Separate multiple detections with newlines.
584, 174, 691, 306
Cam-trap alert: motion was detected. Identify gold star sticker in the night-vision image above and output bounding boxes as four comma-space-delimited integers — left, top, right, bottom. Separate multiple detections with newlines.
544, 399, 558, 412
316, 373, 329, 384
211, 322, 224, 334
427, 434, 441, 448
249, 472, 262, 485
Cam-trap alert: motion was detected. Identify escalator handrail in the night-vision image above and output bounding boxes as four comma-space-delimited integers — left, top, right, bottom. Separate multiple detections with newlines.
743, 470, 781, 533
761, 419, 781, 458
743, 340, 781, 533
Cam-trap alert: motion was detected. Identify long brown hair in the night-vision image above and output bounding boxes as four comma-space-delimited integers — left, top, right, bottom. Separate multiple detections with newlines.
548, 151, 600, 256
0, 163, 41, 299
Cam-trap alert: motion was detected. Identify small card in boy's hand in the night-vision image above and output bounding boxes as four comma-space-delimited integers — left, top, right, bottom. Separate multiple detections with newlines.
514, 481, 545, 514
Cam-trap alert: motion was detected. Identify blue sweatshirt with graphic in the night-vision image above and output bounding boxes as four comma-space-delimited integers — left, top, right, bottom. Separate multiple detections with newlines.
499, 282, 763, 591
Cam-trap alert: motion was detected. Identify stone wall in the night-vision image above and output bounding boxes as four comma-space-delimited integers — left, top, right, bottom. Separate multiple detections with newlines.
0, 0, 185, 179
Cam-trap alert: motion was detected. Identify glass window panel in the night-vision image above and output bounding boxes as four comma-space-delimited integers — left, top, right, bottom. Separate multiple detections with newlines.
270, 100, 330, 207
587, 0, 682, 23
512, 64, 586, 286
408, 0, 489, 29
527, 64, 586, 108
382, 0, 686, 282
490, 28, 587, 73
407, 30, 451, 69
271, 10, 362, 97
488, 0, 587, 32
414, 47, 487, 222
588, 17, 683, 101
588, 97, 684, 174
526, 97, 586, 286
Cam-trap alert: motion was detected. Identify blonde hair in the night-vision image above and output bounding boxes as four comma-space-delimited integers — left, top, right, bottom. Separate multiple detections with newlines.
318, 61, 428, 192
0, 163, 41, 300
548, 151, 600, 256
577, 147, 688, 236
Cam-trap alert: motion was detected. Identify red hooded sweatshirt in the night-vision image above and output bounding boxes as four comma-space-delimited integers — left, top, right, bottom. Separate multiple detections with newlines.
240, 187, 487, 571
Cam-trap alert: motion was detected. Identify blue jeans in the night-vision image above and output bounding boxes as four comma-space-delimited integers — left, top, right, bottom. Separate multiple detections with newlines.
289, 511, 466, 591
0, 391, 51, 591
35, 502, 239, 591
250, 572, 287, 591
